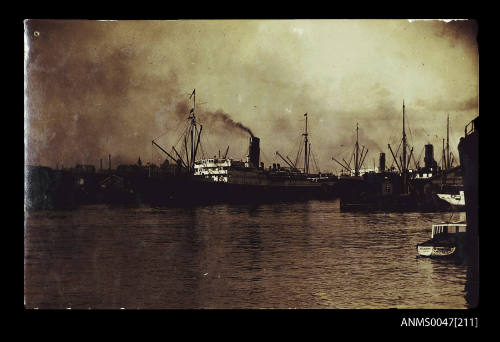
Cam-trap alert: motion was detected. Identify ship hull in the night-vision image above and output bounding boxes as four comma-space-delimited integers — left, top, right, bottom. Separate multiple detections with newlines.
417, 245, 456, 257
134, 175, 338, 206
436, 192, 465, 210
95, 171, 338, 207
337, 173, 454, 212
173, 178, 337, 205
340, 193, 448, 212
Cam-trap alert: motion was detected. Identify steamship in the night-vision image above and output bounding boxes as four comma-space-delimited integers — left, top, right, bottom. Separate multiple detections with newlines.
334, 102, 451, 212
146, 90, 338, 205
190, 136, 337, 203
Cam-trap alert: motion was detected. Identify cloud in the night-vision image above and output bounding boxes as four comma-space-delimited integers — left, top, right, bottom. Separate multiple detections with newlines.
25, 20, 478, 172
415, 96, 478, 112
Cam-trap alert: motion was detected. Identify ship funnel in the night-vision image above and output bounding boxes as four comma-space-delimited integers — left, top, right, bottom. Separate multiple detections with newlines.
379, 152, 385, 173
424, 144, 437, 169
249, 136, 260, 168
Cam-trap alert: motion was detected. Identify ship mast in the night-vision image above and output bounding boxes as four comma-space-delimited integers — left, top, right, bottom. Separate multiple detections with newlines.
446, 113, 450, 170
151, 88, 202, 173
402, 100, 407, 173
303, 113, 309, 175
332, 123, 368, 177
186, 88, 202, 174
402, 100, 408, 194
355, 123, 359, 176
442, 138, 446, 170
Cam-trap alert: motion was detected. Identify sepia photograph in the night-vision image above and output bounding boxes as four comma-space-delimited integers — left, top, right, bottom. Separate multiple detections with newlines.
24, 19, 479, 313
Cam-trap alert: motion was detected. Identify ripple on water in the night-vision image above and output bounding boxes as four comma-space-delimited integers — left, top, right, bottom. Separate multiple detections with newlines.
24, 202, 470, 309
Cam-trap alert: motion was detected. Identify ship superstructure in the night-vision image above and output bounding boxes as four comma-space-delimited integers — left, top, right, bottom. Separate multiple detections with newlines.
193, 125, 337, 192
194, 136, 268, 185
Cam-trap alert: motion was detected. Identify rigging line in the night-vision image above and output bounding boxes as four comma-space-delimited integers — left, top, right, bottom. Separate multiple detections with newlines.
351, 144, 357, 167
152, 144, 163, 161
152, 124, 173, 143
172, 121, 191, 150
153, 109, 188, 142
390, 139, 403, 169
152, 140, 171, 162
406, 106, 413, 145
348, 148, 354, 169
203, 131, 217, 159
152, 131, 168, 143
295, 137, 304, 168
395, 138, 402, 157
297, 132, 304, 151
311, 149, 320, 173
173, 118, 190, 141
199, 139, 206, 159
260, 148, 272, 165
416, 146, 424, 168
258, 138, 272, 164
422, 127, 432, 143
387, 133, 395, 146
291, 134, 301, 160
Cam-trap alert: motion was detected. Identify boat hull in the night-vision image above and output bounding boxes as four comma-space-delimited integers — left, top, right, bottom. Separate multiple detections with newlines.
140, 175, 338, 206
436, 193, 465, 210
417, 245, 456, 257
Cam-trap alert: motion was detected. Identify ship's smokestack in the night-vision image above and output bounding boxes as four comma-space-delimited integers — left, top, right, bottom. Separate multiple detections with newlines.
108, 154, 111, 170
249, 136, 260, 168
424, 144, 437, 170
379, 152, 385, 173
100, 158, 103, 171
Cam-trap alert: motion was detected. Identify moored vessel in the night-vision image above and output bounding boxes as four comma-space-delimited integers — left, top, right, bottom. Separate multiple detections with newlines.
146, 91, 338, 205
436, 190, 465, 209
417, 221, 467, 257
335, 102, 458, 212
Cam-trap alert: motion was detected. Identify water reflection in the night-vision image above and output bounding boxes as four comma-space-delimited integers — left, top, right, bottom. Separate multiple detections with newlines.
24, 201, 471, 309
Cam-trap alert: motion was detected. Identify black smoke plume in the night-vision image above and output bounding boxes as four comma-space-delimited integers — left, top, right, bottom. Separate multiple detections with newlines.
199, 109, 254, 137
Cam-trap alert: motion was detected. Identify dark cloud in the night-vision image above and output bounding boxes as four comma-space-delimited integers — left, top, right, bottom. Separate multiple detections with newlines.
431, 20, 478, 48
25, 20, 198, 167
24, 20, 478, 173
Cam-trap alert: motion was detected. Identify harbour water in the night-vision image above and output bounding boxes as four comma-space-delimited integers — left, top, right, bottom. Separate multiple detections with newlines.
24, 199, 470, 309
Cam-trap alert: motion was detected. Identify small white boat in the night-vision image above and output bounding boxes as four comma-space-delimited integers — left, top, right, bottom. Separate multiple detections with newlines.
437, 190, 465, 207
417, 245, 456, 257
417, 221, 467, 257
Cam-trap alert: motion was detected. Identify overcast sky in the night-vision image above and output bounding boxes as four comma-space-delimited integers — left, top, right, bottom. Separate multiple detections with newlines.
24, 19, 478, 172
